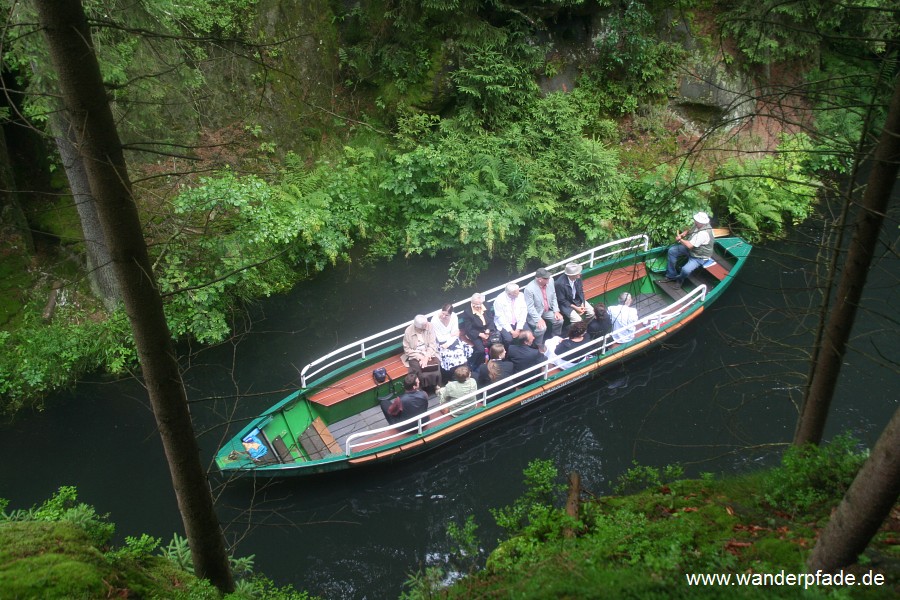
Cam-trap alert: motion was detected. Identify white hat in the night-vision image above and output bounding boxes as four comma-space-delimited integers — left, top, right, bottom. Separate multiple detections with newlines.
693, 211, 710, 224
564, 263, 582, 276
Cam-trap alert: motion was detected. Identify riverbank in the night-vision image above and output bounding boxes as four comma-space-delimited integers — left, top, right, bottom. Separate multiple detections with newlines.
425, 441, 899, 599
3, 437, 896, 599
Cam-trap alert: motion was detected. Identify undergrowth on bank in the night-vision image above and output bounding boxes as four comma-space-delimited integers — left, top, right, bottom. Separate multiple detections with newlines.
401, 434, 897, 599
0, 486, 314, 599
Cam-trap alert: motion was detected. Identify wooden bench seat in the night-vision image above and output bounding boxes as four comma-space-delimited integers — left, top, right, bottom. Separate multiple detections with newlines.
582, 263, 647, 299
700, 252, 731, 281
308, 355, 407, 407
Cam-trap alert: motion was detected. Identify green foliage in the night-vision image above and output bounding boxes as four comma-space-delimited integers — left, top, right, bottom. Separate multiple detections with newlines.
804, 55, 893, 174
629, 165, 712, 244
450, 25, 545, 127
765, 433, 867, 515
448, 435, 895, 597
613, 461, 685, 495
105, 533, 162, 562
160, 533, 259, 590
160, 533, 194, 572
584, 1, 685, 116
717, 0, 829, 64
400, 566, 446, 600
717, 0, 898, 65
710, 134, 819, 238
446, 515, 481, 574
1, 486, 115, 548
0, 490, 313, 599
151, 0, 258, 37
158, 166, 366, 342
490, 459, 569, 537
0, 304, 136, 412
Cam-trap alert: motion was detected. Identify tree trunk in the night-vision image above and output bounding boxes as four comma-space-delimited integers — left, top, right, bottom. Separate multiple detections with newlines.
807, 407, 900, 571
50, 111, 120, 311
34, 0, 235, 593
794, 77, 900, 446
0, 127, 33, 253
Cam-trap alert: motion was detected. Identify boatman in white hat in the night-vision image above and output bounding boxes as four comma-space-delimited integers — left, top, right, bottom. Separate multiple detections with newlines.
658, 211, 715, 290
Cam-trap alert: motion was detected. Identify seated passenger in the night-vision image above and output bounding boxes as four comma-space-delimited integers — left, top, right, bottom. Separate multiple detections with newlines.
586, 303, 613, 340
401, 314, 441, 393
462, 292, 496, 371
431, 303, 472, 381
658, 211, 715, 290
608, 292, 639, 343
523, 268, 563, 347
493, 283, 528, 348
438, 365, 478, 416
476, 343, 515, 387
506, 330, 545, 373
554, 321, 592, 362
555, 263, 595, 324
395, 373, 430, 424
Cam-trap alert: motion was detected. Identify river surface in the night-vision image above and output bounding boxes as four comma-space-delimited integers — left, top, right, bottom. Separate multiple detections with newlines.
0, 217, 896, 599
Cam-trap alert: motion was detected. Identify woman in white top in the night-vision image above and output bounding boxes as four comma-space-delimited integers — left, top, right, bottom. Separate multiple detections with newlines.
431, 303, 472, 375
607, 292, 639, 343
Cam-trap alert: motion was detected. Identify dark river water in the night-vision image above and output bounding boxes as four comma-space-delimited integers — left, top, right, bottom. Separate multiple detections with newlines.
0, 216, 896, 599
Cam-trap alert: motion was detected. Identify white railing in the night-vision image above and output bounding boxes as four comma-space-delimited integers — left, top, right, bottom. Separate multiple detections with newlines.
343, 283, 706, 455
300, 235, 650, 388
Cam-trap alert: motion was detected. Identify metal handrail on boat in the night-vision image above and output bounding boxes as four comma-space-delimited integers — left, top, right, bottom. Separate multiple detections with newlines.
300, 235, 650, 388
343, 283, 705, 455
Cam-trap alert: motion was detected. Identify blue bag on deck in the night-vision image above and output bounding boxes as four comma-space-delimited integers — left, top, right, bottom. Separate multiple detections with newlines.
241, 429, 269, 460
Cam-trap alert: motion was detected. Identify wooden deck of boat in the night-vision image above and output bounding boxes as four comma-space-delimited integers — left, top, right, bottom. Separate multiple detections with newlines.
329, 394, 446, 452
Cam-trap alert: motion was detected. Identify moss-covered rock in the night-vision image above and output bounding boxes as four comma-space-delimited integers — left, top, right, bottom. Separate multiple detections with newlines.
0, 521, 202, 599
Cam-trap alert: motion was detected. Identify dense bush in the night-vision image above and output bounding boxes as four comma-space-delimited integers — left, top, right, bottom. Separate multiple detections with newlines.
401, 436, 880, 598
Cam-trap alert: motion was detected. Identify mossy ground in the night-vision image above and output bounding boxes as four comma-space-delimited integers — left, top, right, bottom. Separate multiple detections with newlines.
0, 521, 198, 599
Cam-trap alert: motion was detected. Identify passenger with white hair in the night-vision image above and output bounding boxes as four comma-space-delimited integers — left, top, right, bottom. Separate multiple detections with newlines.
658, 211, 715, 290
493, 283, 529, 348
607, 292, 639, 344
461, 292, 496, 370
401, 314, 441, 393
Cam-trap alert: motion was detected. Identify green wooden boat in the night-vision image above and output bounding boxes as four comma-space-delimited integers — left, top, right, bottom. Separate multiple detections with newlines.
215, 233, 752, 478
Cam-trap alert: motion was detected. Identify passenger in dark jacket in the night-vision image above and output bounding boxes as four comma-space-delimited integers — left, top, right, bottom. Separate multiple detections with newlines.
555, 321, 593, 362
506, 330, 545, 373
554, 262, 595, 324
476, 343, 515, 387
461, 292, 496, 370
393, 373, 430, 424
586, 303, 613, 340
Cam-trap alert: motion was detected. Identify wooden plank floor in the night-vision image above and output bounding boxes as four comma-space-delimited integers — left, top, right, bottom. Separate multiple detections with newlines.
330, 395, 443, 451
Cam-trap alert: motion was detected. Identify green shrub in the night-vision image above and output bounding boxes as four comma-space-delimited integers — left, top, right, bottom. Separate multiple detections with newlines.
0, 305, 135, 413
764, 433, 867, 514
613, 461, 685, 495
710, 134, 820, 237
2, 486, 115, 548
